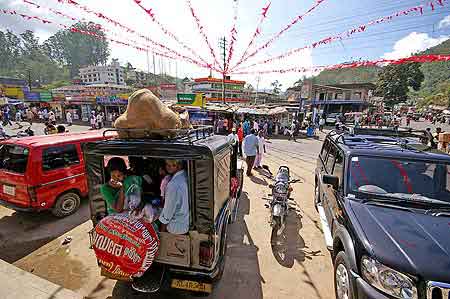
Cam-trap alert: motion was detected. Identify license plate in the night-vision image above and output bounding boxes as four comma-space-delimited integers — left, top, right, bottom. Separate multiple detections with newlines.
3, 185, 15, 196
171, 279, 212, 293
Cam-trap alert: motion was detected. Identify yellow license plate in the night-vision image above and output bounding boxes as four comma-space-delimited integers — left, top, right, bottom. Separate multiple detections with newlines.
171, 279, 212, 293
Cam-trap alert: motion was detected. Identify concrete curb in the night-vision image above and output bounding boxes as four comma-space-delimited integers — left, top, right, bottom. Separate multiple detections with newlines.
0, 258, 83, 299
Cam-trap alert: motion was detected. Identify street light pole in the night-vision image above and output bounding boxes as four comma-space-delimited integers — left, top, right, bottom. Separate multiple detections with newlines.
218, 37, 228, 104
255, 76, 260, 105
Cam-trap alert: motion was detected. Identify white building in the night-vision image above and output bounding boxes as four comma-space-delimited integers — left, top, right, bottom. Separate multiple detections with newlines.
79, 60, 125, 85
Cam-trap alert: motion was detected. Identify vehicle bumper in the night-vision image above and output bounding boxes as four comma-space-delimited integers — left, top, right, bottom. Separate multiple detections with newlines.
0, 198, 35, 212
355, 277, 391, 299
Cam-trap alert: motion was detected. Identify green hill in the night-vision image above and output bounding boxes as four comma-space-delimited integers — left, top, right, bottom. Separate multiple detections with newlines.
417, 39, 450, 96
311, 66, 380, 85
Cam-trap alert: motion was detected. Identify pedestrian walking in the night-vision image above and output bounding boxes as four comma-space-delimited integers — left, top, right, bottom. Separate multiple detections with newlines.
243, 119, 250, 136
48, 111, 56, 123
90, 111, 97, 129
243, 129, 259, 176
253, 119, 259, 131
319, 117, 325, 132
96, 112, 103, 129
66, 111, 73, 126
26, 109, 33, 126
15, 110, 23, 129
237, 125, 244, 157
254, 130, 266, 169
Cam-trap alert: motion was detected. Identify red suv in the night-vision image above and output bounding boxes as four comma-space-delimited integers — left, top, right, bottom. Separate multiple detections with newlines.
0, 131, 110, 217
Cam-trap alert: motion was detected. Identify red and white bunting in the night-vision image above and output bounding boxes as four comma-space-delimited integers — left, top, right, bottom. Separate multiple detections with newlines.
232, 0, 327, 70
233, 0, 448, 72
186, 0, 223, 72
51, 0, 215, 70
232, 1, 271, 73
233, 54, 450, 75
225, 0, 239, 73
133, 0, 213, 70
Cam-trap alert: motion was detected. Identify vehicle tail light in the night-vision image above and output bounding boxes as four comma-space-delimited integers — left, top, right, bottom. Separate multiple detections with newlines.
199, 240, 214, 267
288, 186, 293, 192
27, 186, 37, 202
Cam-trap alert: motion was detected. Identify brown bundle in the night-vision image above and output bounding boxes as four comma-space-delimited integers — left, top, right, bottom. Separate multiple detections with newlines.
114, 89, 191, 138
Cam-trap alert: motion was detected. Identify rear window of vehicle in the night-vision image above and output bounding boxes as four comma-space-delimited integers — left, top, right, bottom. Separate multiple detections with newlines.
0, 144, 29, 174
42, 144, 80, 171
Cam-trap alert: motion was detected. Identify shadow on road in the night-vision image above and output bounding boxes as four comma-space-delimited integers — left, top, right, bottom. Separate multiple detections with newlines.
110, 192, 264, 299
0, 200, 90, 263
271, 209, 323, 268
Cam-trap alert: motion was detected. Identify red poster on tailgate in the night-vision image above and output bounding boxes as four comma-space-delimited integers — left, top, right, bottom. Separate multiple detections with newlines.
92, 215, 159, 281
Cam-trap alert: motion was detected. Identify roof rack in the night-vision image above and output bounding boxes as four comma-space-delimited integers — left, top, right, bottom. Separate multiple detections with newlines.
102, 125, 215, 144
336, 125, 428, 139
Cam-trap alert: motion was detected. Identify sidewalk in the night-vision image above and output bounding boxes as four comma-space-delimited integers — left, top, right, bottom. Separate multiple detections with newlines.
0, 258, 83, 299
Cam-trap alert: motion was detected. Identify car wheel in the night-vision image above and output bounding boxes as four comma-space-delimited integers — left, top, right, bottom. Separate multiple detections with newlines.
213, 223, 228, 282
334, 251, 355, 299
52, 192, 81, 218
314, 180, 321, 212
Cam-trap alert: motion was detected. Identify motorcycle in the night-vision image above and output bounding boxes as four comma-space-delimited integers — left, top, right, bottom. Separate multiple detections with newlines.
266, 166, 300, 239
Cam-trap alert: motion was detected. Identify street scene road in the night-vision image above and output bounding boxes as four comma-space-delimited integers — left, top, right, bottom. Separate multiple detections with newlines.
0, 123, 333, 299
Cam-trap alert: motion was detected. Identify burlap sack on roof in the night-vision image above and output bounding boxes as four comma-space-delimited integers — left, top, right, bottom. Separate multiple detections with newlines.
114, 89, 191, 138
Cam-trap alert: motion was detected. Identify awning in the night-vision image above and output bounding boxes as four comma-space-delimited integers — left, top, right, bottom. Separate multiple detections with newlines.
268, 107, 288, 115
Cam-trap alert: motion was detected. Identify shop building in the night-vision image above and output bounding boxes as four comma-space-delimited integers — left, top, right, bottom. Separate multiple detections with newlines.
191, 77, 250, 104
292, 80, 375, 113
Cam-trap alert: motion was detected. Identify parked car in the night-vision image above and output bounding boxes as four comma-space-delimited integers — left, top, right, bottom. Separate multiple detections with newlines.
0, 131, 111, 217
315, 127, 450, 299
85, 126, 244, 295
326, 113, 342, 125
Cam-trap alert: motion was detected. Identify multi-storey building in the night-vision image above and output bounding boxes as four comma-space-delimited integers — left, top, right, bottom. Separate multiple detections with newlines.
191, 77, 250, 104
79, 60, 125, 85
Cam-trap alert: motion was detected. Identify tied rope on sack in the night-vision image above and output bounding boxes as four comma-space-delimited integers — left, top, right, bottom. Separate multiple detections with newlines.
114, 89, 192, 139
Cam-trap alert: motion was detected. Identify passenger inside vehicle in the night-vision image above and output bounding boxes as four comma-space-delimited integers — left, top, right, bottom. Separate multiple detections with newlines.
158, 159, 190, 235
100, 157, 143, 214
101, 157, 190, 234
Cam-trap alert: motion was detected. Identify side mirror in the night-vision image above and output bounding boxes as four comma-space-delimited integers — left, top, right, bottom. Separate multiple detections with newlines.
323, 174, 339, 190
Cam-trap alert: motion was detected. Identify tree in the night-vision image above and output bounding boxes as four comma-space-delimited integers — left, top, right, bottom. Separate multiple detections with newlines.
271, 80, 282, 94
44, 22, 110, 78
375, 63, 424, 105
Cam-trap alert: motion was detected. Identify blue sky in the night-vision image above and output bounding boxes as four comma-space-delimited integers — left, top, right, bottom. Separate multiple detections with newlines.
1, 0, 449, 89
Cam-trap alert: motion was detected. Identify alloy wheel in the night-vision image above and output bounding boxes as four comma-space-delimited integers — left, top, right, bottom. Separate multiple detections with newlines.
335, 263, 350, 299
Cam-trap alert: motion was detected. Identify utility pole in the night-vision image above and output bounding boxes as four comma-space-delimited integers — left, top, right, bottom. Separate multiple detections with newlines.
218, 37, 228, 104
27, 69, 32, 90
255, 76, 261, 105
152, 53, 156, 85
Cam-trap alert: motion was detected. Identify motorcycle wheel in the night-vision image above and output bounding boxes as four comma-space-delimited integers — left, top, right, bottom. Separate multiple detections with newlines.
270, 216, 282, 243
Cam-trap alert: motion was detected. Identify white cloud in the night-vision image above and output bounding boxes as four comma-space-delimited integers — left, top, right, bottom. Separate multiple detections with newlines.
439, 15, 450, 29
383, 32, 448, 60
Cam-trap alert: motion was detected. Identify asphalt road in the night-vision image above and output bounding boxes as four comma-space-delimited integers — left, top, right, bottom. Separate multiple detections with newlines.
0, 126, 334, 299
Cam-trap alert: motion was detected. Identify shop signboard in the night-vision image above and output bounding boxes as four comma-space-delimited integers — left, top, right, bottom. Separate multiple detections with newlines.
177, 93, 204, 107
24, 91, 40, 101
3, 87, 24, 99
96, 96, 128, 105
39, 92, 52, 102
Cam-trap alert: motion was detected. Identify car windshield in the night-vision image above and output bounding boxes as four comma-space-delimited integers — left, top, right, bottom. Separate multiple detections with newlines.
0, 144, 29, 174
349, 156, 450, 204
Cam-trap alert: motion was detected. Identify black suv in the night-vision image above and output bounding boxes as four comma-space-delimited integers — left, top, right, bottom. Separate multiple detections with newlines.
315, 127, 450, 299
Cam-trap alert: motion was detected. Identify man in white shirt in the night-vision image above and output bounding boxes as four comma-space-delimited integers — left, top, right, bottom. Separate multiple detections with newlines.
227, 128, 239, 145
48, 111, 56, 123
254, 130, 266, 169
66, 111, 73, 126
159, 160, 189, 234
243, 129, 259, 176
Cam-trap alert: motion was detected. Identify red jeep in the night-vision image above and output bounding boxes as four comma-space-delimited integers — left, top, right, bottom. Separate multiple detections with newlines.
0, 131, 111, 217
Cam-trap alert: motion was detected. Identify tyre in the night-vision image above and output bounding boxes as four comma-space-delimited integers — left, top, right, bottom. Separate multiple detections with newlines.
334, 251, 356, 299
213, 223, 228, 282
51, 192, 81, 218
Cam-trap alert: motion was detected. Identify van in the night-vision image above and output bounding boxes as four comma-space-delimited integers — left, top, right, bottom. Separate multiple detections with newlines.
0, 131, 111, 217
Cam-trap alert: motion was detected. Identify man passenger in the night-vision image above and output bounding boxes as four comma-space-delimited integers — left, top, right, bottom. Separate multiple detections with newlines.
159, 160, 189, 234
